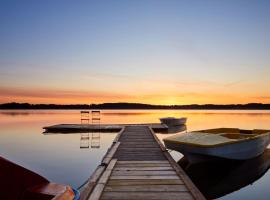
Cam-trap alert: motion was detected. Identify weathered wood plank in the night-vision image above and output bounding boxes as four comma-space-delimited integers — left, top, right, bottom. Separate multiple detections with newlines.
118, 142, 157, 144
118, 145, 158, 147
101, 142, 120, 165
79, 165, 106, 200
119, 145, 159, 147
116, 150, 161, 152
107, 179, 184, 186
114, 154, 164, 158
113, 127, 125, 143
110, 175, 180, 180
115, 151, 162, 154
116, 163, 171, 167
114, 167, 173, 171
117, 160, 169, 164
120, 136, 152, 138
116, 152, 162, 155
101, 191, 194, 200
118, 147, 161, 150
117, 147, 161, 150
115, 156, 165, 159
115, 157, 166, 161
116, 165, 170, 168
104, 185, 188, 192
88, 184, 104, 200
99, 159, 117, 184
112, 170, 176, 176
88, 159, 117, 200
120, 139, 154, 141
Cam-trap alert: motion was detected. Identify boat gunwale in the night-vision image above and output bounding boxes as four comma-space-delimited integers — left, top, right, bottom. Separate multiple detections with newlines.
164, 130, 270, 148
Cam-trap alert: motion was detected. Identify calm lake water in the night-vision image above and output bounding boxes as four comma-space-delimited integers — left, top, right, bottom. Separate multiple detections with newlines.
0, 109, 270, 199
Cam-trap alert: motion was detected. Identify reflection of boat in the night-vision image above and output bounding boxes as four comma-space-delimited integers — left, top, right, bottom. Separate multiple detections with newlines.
167, 125, 187, 134
164, 128, 270, 160
178, 149, 270, 199
160, 117, 187, 126
0, 156, 79, 200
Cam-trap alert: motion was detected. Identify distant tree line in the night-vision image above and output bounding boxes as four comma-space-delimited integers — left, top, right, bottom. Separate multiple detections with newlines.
0, 102, 270, 110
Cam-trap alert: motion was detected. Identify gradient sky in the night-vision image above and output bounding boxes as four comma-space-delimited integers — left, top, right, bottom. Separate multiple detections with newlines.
0, 0, 270, 105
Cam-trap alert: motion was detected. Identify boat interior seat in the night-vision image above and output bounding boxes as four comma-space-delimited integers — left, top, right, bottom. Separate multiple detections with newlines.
239, 129, 253, 134
219, 133, 255, 140
197, 128, 240, 134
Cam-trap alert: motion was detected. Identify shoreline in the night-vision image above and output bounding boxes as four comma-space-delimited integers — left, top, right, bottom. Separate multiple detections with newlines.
1, 102, 270, 110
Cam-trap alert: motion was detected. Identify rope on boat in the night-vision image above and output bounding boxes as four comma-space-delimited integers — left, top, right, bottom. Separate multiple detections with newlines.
77, 178, 89, 190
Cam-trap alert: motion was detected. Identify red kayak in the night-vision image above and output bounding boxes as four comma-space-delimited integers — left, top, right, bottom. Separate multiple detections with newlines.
0, 156, 75, 200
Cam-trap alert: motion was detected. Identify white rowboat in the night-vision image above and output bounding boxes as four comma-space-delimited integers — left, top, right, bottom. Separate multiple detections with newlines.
164, 128, 270, 160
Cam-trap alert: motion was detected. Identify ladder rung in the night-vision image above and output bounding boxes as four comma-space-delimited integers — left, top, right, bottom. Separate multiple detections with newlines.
92, 110, 100, 113
81, 111, 90, 113
80, 146, 89, 149
92, 118, 100, 120
81, 137, 90, 140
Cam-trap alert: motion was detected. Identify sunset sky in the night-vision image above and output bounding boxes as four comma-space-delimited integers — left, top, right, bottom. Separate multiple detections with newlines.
0, 0, 270, 105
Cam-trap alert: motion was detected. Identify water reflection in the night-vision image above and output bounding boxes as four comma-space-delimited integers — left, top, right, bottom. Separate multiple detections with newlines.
1, 109, 270, 195
167, 125, 187, 133
80, 133, 90, 148
178, 149, 270, 200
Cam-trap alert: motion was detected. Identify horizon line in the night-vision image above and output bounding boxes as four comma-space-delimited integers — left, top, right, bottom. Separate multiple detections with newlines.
1, 102, 270, 106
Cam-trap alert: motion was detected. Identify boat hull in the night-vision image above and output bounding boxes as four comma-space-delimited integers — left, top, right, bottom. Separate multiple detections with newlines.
165, 133, 270, 160
0, 156, 76, 200
160, 117, 187, 126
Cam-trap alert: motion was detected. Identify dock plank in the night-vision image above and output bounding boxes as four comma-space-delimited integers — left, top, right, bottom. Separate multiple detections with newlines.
88, 159, 117, 200
43, 123, 168, 133
114, 167, 173, 171
101, 191, 194, 200
111, 170, 177, 176
110, 175, 180, 180
104, 185, 188, 192
115, 163, 171, 167
117, 160, 169, 164
107, 179, 184, 186
86, 126, 205, 200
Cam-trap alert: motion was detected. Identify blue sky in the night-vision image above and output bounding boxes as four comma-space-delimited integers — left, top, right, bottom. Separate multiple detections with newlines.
0, 0, 270, 104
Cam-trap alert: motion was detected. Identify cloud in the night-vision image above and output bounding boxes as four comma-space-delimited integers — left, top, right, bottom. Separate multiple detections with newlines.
253, 96, 270, 100
0, 86, 132, 102
223, 80, 246, 87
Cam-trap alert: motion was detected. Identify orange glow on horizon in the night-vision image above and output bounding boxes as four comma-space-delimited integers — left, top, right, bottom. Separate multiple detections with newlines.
0, 86, 269, 105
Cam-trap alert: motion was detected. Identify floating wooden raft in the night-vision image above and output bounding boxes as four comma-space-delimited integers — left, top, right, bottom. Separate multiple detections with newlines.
43, 123, 168, 133
80, 126, 205, 200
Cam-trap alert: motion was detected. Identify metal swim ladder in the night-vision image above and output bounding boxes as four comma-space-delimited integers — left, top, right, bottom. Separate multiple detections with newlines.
80, 111, 90, 148
91, 110, 101, 148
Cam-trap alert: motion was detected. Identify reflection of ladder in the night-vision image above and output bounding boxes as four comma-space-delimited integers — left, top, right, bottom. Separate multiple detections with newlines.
80, 111, 90, 149
91, 110, 100, 148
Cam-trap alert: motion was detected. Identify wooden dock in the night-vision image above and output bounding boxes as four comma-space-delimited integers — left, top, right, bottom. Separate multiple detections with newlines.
43, 123, 168, 133
79, 126, 205, 200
